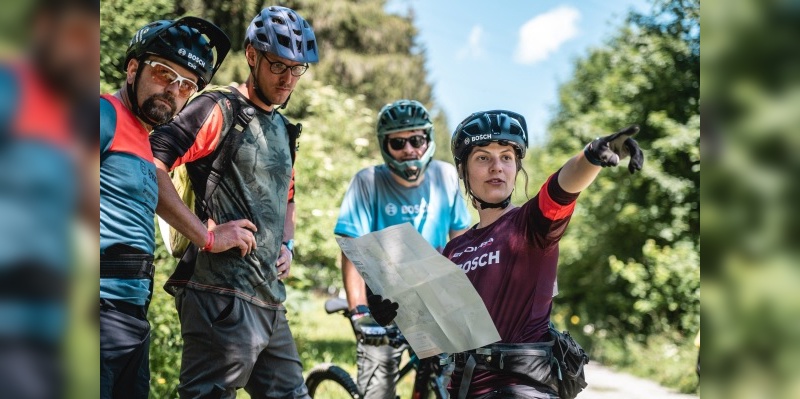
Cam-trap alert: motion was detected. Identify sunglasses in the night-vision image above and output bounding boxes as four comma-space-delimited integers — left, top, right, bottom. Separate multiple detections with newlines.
261, 53, 309, 77
143, 60, 199, 98
387, 135, 428, 151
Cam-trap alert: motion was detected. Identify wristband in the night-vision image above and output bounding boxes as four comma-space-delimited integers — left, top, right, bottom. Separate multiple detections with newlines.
201, 231, 215, 252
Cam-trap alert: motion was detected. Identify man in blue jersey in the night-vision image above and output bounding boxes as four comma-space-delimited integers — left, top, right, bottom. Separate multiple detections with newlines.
99, 17, 254, 399
335, 100, 471, 399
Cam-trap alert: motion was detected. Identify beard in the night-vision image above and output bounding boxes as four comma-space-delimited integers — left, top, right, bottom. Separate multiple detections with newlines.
140, 93, 178, 126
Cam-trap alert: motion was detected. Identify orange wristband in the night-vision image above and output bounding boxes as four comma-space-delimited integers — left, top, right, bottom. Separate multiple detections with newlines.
201, 231, 215, 252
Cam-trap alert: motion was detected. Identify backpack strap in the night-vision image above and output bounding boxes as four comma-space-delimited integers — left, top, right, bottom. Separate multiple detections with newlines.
196, 88, 255, 218
194, 88, 299, 217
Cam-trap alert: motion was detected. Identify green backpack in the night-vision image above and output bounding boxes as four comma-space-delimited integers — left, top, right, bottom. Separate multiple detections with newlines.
157, 85, 301, 258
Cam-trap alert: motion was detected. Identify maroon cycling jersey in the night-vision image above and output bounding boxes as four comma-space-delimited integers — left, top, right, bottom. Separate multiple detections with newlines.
443, 170, 579, 396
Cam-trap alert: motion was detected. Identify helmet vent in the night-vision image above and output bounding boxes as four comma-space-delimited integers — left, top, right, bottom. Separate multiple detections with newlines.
271, 17, 286, 25
277, 34, 291, 48
463, 125, 480, 136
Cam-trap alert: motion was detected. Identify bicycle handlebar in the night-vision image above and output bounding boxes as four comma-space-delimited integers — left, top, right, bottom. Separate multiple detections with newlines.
324, 298, 407, 348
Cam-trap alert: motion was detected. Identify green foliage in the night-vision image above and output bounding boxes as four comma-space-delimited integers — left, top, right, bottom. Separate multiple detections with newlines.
592, 332, 699, 393
282, 79, 379, 288
149, 230, 181, 398
541, 0, 700, 351
608, 239, 699, 336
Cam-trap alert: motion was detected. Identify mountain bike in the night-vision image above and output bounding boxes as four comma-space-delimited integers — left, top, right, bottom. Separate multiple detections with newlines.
305, 298, 450, 399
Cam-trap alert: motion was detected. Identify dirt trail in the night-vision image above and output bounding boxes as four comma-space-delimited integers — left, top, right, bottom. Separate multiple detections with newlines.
578, 363, 698, 399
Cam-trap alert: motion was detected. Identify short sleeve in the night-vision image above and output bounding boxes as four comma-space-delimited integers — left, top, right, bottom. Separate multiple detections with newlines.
99, 97, 116, 156
521, 171, 579, 249
149, 93, 225, 170
334, 169, 375, 238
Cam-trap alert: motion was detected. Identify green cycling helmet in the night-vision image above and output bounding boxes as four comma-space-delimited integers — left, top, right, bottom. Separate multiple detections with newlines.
377, 100, 436, 182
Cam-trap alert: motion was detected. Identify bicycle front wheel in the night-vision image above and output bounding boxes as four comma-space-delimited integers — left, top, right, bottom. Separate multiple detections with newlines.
305, 363, 361, 399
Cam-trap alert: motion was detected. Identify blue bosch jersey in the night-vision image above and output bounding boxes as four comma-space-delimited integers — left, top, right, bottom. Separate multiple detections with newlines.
334, 160, 470, 252
99, 95, 157, 306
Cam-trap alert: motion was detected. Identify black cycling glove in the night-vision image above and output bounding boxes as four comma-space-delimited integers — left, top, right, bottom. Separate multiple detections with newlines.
583, 125, 644, 174
366, 286, 399, 327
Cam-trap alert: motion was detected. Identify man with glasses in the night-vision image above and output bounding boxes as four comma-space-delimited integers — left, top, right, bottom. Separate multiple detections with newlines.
100, 16, 237, 399
149, 6, 318, 398
335, 100, 471, 399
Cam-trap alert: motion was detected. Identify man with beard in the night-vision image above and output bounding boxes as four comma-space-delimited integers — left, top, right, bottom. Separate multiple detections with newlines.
335, 100, 471, 399
100, 17, 251, 399
149, 6, 318, 398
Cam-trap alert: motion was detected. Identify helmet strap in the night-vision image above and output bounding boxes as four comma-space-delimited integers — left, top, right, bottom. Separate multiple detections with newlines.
471, 191, 513, 210
126, 60, 162, 127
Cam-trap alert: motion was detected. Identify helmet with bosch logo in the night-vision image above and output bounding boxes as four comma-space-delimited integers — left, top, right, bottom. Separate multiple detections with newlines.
377, 100, 436, 182
451, 110, 529, 210
125, 16, 231, 89
451, 110, 528, 167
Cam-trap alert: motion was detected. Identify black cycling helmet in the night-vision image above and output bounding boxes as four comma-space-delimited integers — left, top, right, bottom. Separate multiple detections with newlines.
451, 110, 528, 166
125, 16, 231, 89
377, 100, 436, 182
451, 110, 529, 209
123, 16, 230, 127
245, 6, 319, 63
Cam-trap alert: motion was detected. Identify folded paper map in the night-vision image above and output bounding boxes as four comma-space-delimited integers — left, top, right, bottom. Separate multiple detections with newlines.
337, 223, 501, 358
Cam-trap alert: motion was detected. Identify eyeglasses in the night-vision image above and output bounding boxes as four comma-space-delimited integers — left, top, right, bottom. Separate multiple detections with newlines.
387, 135, 428, 151
260, 52, 309, 76
143, 60, 199, 98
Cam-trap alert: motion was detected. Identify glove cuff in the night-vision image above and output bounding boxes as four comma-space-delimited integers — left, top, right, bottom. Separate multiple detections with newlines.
583, 141, 604, 166
350, 304, 370, 321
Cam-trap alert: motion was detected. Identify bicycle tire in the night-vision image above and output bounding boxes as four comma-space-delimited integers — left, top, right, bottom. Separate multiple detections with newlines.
305, 363, 361, 399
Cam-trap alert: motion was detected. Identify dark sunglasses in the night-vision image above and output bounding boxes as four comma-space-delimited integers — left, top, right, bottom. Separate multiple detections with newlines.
387, 135, 428, 150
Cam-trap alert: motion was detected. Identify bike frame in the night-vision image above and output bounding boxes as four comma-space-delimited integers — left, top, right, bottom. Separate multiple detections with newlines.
325, 298, 449, 399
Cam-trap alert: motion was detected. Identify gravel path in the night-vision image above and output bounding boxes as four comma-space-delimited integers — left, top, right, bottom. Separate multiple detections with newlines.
578, 363, 698, 399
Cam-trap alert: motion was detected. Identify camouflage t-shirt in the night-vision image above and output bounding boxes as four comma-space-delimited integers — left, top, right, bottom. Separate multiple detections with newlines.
150, 87, 294, 309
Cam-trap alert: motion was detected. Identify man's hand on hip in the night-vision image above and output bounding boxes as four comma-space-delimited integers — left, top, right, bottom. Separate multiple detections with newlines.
207, 218, 258, 257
